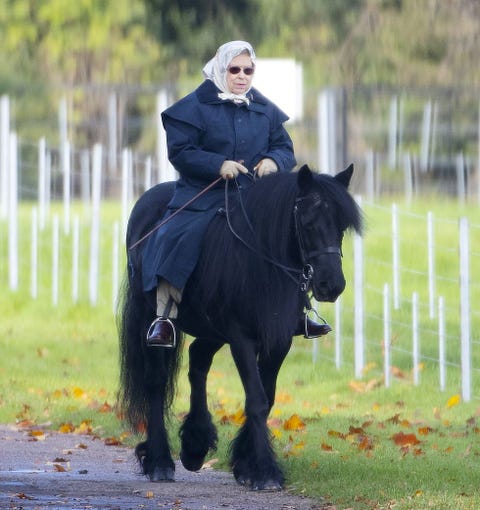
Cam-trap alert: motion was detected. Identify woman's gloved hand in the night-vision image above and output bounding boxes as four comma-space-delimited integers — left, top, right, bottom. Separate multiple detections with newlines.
254, 158, 278, 177
220, 160, 249, 180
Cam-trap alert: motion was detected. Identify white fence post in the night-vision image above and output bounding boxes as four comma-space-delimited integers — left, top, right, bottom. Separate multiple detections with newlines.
317, 88, 336, 174
80, 149, 90, 211
157, 90, 175, 182
45, 148, 51, 214
72, 215, 80, 303
456, 153, 466, 203
459, 217, 471, 402
30, 208, 38, 299
52, 215, 59, 306
420, 100, 432, 172
8, 131, 18, 291
354, 205, 364, 378
392, 203, 400, 310
62, 140, 71, 234
438, 296, 446, 391
38, 137, 47, 230
412, 292, 420, 385
383, 283, 391, 388
89, 144, 102, 306
0, 95, 10, 219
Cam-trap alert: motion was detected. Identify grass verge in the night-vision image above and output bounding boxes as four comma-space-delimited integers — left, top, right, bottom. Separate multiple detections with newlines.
0, 295, 479, 510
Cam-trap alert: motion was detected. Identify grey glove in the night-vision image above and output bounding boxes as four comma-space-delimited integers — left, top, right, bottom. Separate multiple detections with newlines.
220, 160, 249, 180
254, 158, 278, 177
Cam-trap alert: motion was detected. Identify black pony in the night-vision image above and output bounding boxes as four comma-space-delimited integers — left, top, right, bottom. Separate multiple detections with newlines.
118, 164, 362, 490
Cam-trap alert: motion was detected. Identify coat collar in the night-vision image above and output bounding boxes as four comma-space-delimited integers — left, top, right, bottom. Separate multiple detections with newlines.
196, 79, 268, 107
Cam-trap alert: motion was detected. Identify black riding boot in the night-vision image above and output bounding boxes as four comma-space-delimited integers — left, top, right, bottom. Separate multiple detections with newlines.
295, 314, 332, 339
146, 317, 176, 347
146, 297, 177, 348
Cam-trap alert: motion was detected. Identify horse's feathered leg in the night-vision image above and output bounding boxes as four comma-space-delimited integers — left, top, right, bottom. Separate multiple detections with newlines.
136, 347, 176, 482
179, 338, 223, 471
258, 339, 293, 412
229, 339, 284, 491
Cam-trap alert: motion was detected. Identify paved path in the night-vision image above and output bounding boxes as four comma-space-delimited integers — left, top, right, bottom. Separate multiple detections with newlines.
0, 425, 333, 510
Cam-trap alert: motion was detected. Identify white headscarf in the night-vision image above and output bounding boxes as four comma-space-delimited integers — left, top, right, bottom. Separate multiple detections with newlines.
202, 41, 256, 104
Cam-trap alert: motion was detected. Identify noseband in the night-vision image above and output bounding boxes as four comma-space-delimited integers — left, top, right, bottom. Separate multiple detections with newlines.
293, 195, 342, 266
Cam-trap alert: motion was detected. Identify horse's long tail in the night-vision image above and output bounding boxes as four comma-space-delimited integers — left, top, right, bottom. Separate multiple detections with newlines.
117, 272, 183, 431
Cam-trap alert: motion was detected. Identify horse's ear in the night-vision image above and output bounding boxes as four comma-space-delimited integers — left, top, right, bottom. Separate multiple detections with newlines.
297, 164, 314, 191
335, 163, 354, 188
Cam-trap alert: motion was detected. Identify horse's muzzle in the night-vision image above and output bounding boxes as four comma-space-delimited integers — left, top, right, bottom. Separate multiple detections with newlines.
312, 275, 346, 303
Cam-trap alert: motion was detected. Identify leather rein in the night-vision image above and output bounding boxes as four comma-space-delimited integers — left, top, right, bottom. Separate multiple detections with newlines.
129, 173, 341, 296
128, 176, 223, 251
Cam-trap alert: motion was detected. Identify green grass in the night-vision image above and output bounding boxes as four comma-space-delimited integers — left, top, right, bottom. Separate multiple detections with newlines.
1, 197, 479, 510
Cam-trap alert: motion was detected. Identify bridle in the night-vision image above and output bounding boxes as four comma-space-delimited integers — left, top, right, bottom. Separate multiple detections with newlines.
224, 177, 342, 294
293, 194, 343, 263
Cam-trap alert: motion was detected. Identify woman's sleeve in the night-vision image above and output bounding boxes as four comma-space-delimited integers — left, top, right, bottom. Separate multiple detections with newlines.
162, 114, 225, 182
262, 123, 296, 172
252, 98, 296, 172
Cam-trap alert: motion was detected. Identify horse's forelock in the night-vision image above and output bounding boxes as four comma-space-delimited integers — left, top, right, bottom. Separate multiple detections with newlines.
312, 173, 363, 234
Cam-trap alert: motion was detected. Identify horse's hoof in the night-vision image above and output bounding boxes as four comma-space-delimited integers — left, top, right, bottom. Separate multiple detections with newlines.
149, 466, 175, 482
252, 479, 283, 491
235, 475, 251, 487
180, 450, 205, 472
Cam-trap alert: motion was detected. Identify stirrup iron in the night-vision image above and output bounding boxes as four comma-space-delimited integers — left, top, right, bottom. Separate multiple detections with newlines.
304, 308, 332, 339
146, 317, 177, 348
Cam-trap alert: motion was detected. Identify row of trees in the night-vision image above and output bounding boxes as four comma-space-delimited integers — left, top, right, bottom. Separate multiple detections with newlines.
0, 0, 478, 179
3, 0, 479, 91
0, 0, 363, 90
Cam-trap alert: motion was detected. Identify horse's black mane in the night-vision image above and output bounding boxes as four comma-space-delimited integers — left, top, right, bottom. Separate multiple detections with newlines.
188, 170, 361, 349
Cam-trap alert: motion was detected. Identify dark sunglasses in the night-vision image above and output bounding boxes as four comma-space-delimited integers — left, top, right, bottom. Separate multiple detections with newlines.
228, 66, 255, 76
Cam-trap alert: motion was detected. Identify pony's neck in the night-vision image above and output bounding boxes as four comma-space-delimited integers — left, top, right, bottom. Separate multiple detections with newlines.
241, 173, 302, 268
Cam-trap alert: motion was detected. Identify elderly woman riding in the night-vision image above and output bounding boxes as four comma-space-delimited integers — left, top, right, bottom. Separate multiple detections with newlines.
142, 40, 331, 346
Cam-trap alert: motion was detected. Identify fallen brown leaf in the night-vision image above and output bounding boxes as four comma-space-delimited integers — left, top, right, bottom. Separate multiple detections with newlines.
391, 431, 421, 446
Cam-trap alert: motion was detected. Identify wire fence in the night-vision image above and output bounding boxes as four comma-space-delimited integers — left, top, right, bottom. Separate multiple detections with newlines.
309, 202, 480, 402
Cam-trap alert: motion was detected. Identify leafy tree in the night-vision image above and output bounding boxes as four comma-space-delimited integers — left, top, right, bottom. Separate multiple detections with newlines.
0, 0, 479, 164
142, 0, 262, 71
335, 0, 480, 88
0, 0, 164, 146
